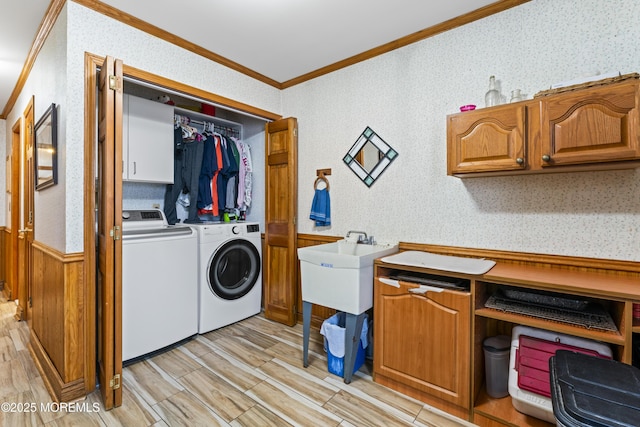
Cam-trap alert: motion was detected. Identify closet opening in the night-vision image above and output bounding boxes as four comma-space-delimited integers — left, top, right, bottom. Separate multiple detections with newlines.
119, 76, 271, 227
84, 52, 283, 406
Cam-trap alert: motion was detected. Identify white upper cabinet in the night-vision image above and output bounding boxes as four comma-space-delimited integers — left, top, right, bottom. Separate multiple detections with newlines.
123, 94, 174, 183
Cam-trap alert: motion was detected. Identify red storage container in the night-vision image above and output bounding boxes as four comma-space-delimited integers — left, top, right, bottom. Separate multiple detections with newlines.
516, 335, 610, 397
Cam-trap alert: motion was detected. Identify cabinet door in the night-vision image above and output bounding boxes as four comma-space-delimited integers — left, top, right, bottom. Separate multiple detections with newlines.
539, 81, 640, 167
125, 95, 174, 183
447, 104, 526, 175
374, 279, 471, 408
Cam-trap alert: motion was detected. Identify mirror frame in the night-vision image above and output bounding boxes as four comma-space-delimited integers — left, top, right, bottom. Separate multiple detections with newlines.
34, 103, 58, 191
343, 126, 398, 187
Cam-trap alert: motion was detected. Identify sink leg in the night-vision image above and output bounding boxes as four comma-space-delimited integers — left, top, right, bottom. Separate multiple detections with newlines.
302, 301, 312, 368
343, 312, 365, 384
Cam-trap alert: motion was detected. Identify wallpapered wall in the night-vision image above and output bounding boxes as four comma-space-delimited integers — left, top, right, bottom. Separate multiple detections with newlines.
284, 0, 640, 261
1, 2, 281, 253
2, 0, 640, 261
2, 9, 68, 251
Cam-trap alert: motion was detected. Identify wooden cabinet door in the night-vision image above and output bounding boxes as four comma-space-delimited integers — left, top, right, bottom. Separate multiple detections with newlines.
539, 80, 640, 167
374, 279, 471, 408
264, 118, 298, 326
447, 104, 526, 175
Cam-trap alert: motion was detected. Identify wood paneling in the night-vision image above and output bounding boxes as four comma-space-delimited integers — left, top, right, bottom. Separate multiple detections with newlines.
28, 241, 85, 402
0, 228, 6, 299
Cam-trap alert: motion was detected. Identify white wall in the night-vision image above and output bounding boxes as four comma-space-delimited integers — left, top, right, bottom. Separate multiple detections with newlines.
284, 0, 640, 261
3, 8, 68, 251
0, 2, 281, 253
59, 1, 281, 252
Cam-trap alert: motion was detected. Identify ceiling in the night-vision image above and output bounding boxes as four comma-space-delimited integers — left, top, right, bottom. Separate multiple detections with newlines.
0, 0, 505, 117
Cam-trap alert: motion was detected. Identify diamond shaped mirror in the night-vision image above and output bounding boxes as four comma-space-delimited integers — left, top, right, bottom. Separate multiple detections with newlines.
343, 127, 398, 187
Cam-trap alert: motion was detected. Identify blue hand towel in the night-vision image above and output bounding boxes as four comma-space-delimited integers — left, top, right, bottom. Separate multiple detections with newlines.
309, 188, 331, 226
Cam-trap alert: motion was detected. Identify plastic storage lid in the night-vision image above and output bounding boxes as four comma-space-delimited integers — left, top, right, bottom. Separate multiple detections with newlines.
550, 350, 640, 427
483, 335, 510, 352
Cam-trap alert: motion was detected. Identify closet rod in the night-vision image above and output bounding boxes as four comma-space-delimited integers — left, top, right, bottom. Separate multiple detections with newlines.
175, 114, 241, 137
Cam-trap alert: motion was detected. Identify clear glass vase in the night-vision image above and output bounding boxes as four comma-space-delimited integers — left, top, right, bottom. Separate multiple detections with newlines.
485, 75, 501, 107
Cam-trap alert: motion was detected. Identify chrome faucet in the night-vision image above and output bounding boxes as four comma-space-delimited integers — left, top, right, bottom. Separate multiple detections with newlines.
346, 230, 374, 244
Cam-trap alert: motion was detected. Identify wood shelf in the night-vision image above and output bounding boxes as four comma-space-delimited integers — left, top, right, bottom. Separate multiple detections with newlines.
474, 389, 553, 427
475, 308, 625, 346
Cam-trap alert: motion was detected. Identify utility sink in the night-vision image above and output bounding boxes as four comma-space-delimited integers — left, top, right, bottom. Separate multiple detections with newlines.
297, 240, 398, 314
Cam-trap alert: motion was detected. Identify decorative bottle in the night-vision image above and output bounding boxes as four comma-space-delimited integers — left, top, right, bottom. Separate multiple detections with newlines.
510, 89, 524, 103
485, 75, 501, 107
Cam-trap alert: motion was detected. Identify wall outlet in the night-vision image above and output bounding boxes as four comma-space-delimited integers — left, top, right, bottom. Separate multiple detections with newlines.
152, 203, 160, 209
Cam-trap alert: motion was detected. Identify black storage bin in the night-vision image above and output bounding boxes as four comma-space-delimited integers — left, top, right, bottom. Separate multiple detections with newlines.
549, 350, 640, 427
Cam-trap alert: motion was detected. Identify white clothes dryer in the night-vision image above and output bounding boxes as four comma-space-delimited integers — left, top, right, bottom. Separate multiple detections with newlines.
121, 209, 198, 362
192, 222, 262, 333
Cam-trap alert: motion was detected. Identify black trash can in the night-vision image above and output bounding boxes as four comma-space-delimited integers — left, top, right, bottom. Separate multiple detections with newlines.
549, 350, 640, 427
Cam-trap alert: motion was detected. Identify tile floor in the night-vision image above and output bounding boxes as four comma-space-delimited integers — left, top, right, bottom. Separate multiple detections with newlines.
0, 296, 476, 426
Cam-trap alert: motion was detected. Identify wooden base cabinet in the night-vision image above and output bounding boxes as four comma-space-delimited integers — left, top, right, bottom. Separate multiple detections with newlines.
374, 246, 640, 426
373, 264, 472, 419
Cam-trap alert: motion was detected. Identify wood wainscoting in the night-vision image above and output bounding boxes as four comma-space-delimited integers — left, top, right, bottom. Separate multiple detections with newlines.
0, 227, 6, 299
28, 240, 86, 402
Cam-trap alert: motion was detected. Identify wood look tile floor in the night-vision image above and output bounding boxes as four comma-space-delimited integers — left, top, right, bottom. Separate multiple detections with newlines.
0, 296, 477, 426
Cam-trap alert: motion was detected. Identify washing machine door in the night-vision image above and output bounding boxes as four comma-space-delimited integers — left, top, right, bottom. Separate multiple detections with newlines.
208, 239, 261, 300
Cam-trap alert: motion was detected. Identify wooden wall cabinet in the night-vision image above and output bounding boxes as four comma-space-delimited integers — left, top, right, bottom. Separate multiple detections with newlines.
447, 78, 640, 177
447, 104, 527, 175
373, 264, 472, 419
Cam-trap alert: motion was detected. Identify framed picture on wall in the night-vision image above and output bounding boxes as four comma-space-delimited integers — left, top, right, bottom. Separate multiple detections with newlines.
34, 103, 58, 191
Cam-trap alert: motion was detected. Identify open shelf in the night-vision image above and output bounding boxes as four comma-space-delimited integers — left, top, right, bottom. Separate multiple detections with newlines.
475, 307, 625, 346
474, 389, 553, 427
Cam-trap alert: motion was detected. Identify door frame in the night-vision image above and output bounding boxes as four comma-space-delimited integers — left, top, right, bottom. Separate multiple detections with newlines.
83, 52, 281, 404
9, 118, 21, 306
17, 97, 35, 323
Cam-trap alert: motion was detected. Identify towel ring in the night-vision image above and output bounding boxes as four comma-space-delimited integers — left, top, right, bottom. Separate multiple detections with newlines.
314, 176, 330, 191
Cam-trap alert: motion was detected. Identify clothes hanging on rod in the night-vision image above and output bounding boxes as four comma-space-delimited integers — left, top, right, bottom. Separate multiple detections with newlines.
163, 127, 204, 224
167, 110, 251, 222
195, 134, 253, 219
174, 114, 241, 139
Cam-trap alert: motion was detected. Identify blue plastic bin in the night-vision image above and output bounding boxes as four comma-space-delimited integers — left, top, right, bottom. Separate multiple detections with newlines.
320, 312, 368, 377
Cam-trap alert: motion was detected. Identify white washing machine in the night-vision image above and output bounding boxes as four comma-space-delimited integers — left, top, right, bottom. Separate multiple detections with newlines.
192, 222, 262, 333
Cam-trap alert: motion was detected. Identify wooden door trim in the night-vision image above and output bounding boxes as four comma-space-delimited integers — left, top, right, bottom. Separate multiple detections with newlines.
84, 52, 281, 122
10, 119, 21, 303
83, 52, 98, 393
19, 96, 35, 323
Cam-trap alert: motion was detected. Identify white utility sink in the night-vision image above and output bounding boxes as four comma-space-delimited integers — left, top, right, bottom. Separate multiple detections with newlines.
297, 240, 398, 314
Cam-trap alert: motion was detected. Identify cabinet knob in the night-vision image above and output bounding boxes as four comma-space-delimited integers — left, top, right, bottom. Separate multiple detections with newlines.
516, 157, 524, 165
542, 154, 551, 162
